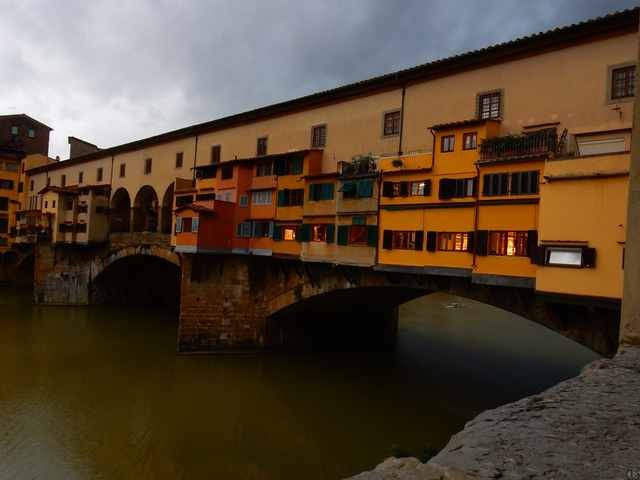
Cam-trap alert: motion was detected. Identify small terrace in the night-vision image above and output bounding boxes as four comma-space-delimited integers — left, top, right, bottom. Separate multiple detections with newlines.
479, 129, 559, 163
339, 154, 377, 178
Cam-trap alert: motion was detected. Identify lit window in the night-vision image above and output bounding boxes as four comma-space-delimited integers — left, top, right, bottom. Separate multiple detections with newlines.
410, 181, 429, 196
437, 232, 469, 252
283, 227, 296, 241
311, 224, 327, 242
441, 135, 455, 152
489, 231, 528, 256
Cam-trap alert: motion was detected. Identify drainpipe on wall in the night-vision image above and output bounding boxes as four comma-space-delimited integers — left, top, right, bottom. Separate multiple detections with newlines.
398, 86, 406, 156
429, 128, 437, 171
108, 155, 114, 241
620, 29, 640, 347
192, 135, 199, 185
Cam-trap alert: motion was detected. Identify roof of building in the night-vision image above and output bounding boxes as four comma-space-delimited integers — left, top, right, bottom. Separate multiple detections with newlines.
25, 7, 639, 176
430, 118, 500, 131
0, 114, 53, 131
174, 203, 216, 214
38, 185, 80, 195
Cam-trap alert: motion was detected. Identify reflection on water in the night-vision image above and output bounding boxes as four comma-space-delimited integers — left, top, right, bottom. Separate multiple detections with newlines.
0, 288, 598, 479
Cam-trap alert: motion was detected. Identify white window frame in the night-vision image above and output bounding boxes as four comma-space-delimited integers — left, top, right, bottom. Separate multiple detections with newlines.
546, 247, 583, 267
251, 190, 272, 205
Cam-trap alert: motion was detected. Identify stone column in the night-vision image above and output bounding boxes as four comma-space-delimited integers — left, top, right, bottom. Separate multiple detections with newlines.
620, 32, 640, 346
129, 207, 135, 233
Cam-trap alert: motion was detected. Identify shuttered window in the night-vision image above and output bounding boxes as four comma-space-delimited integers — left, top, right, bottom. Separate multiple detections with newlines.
439, 178, 476, 199
383, 110, 401, 136
437, 232, 469, 252
311, 124, 327, 148
309, 183, 334, 201
441, 135, 455, 152
510, 171, 539, 195
211, 145, 221, 164
277, 189, 304, 206
257, 137, 268, 156
483, 173, 509, 196
256, 161, 273, 176
220, 164, 234, 180
383, 230, 423, 250
488, 231, 528, 256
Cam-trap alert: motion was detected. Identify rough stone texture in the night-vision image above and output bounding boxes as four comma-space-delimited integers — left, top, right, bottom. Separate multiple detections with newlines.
349, 346, 640, 480
348, 458, 469, 480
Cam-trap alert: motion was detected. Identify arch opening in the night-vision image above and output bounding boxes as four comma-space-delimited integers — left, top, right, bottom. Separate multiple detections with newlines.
110, 188, 131, 233
133, 185, 159, 233
265, 286, 427, 351
91, 254, 180, 307
160, 183, 174, 234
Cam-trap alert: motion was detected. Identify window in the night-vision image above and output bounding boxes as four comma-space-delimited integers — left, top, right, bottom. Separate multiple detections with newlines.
176, 152, 183, 168
28, 128, 35, 138
273, 155, 303, 176
390, 231, 421, 250
0, 179, 14, 190
342, 179, 373, 199
437, 232, 469, 252
383, 110, 401, 136
97, 167, 103, 182
10, 126, 18, 135
78, 171, 84, 184
546, 247, 584, 267
192, 217, 199, 233
44, 201, 48, 208
382, 180, 431, 197
176, 195, 194, 207
0, 197, 7, 211
46, 177, 51, 186
52, 200, 56, 208
218, 190, 233, 202
64, 200, 74, 211
441, 135, 455, 152
309, 183, 334, 201
483, 173, 509, 196
510, 171, 539, 195
119, 163, 126, 177
311, 224, 327, 242
253, 221, 272, 238
277, 188, 304, 206
30, 180, 34, 191
239, 194, 249, 207
236, 221, 252, 238
410, 180, 430, 196
256, 161, 273, 177
220, 164, 234, 180
251, 190, 272, 205
211, 145, 221, 164
478, 91, 502, 119
439, 178, 476, 199
283, 227, 297, 241
463, 132, 478, 150
144, 158, 152, 175
489, 231, 528, 256
4, 161, 18, 172
257, 137, 268, 156
348, 225, 368, 245
0, 218, 8, 233
611, 65, 635, 100
76, 223, 87, 233
61, 175, 66, 187
311, 124, 327, 148
18, 182, 23, 193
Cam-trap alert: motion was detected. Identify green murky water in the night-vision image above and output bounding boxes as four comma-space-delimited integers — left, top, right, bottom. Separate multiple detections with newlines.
0, 288, 597, 479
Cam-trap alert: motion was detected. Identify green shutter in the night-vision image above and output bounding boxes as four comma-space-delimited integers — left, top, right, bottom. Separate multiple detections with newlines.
326, 224, 335, 243
290, 156, 303, 174
341, 181, 356, 194
323, 183, 334, 200
308, 184, 317, 201
299, 224, 311, 242
277, 189, 287, 206
367, 225, 378, 247
273, 225, 283, 241
337, 225, 349, 245
357, 179, 373, 197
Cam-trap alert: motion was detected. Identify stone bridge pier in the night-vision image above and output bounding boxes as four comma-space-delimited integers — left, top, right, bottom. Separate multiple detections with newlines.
177, 254, 621, 356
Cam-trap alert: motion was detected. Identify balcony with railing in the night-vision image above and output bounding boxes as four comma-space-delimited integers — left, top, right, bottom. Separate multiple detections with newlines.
479, 129, 558, 163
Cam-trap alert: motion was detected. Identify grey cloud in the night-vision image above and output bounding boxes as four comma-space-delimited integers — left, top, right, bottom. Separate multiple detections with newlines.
0, 0, 636, 158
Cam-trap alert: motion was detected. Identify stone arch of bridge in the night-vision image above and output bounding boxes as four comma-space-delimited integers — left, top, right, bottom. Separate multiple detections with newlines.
160, 183, 174, 234
90, 244, 180, 283
110, 187, 132, 233
133, 185, 159, 233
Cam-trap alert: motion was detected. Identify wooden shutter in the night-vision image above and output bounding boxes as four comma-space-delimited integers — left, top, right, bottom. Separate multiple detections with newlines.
357, 179, 373, 198
483, 175, 492, 196
323, 183, 334, 200
308, 184, 317, 201
337, 225, 349, 245
326, 224, 335, 243
367, 225, 378, 247
527, 230, 538, 260
582, 247, 596, 268
499, 174, 509, 195
426, 231, 437, 252
274, 157, 287, 175
277, 189, 288, 206
400, 181, 409, 197
424, 180, 432, 196
382, 230, 393, 250
414, 231, 424, 250
382, 181, 394, 197
531, 245, 546, 265
299, 224, 311, 242
467, 231, 475, 252
439, 179, 454, 199
475, 230, 488, 256
273, 225, 283, 241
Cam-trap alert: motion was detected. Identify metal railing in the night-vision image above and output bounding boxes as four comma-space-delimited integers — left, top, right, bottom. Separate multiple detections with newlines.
480, 129, 557, 162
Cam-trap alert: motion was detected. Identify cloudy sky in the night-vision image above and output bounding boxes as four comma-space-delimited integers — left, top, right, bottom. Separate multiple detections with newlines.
1, 0, 637, 159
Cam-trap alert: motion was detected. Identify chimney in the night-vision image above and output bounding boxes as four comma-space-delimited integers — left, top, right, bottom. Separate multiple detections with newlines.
68, 136, 100, 159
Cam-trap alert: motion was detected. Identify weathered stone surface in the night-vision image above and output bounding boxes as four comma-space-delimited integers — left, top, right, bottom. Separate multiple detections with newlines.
348, 346, 640, 480
347, 457, 468, 480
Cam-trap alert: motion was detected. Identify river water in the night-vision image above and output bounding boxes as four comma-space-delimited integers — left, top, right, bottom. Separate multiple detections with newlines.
0, 288, 597, 479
